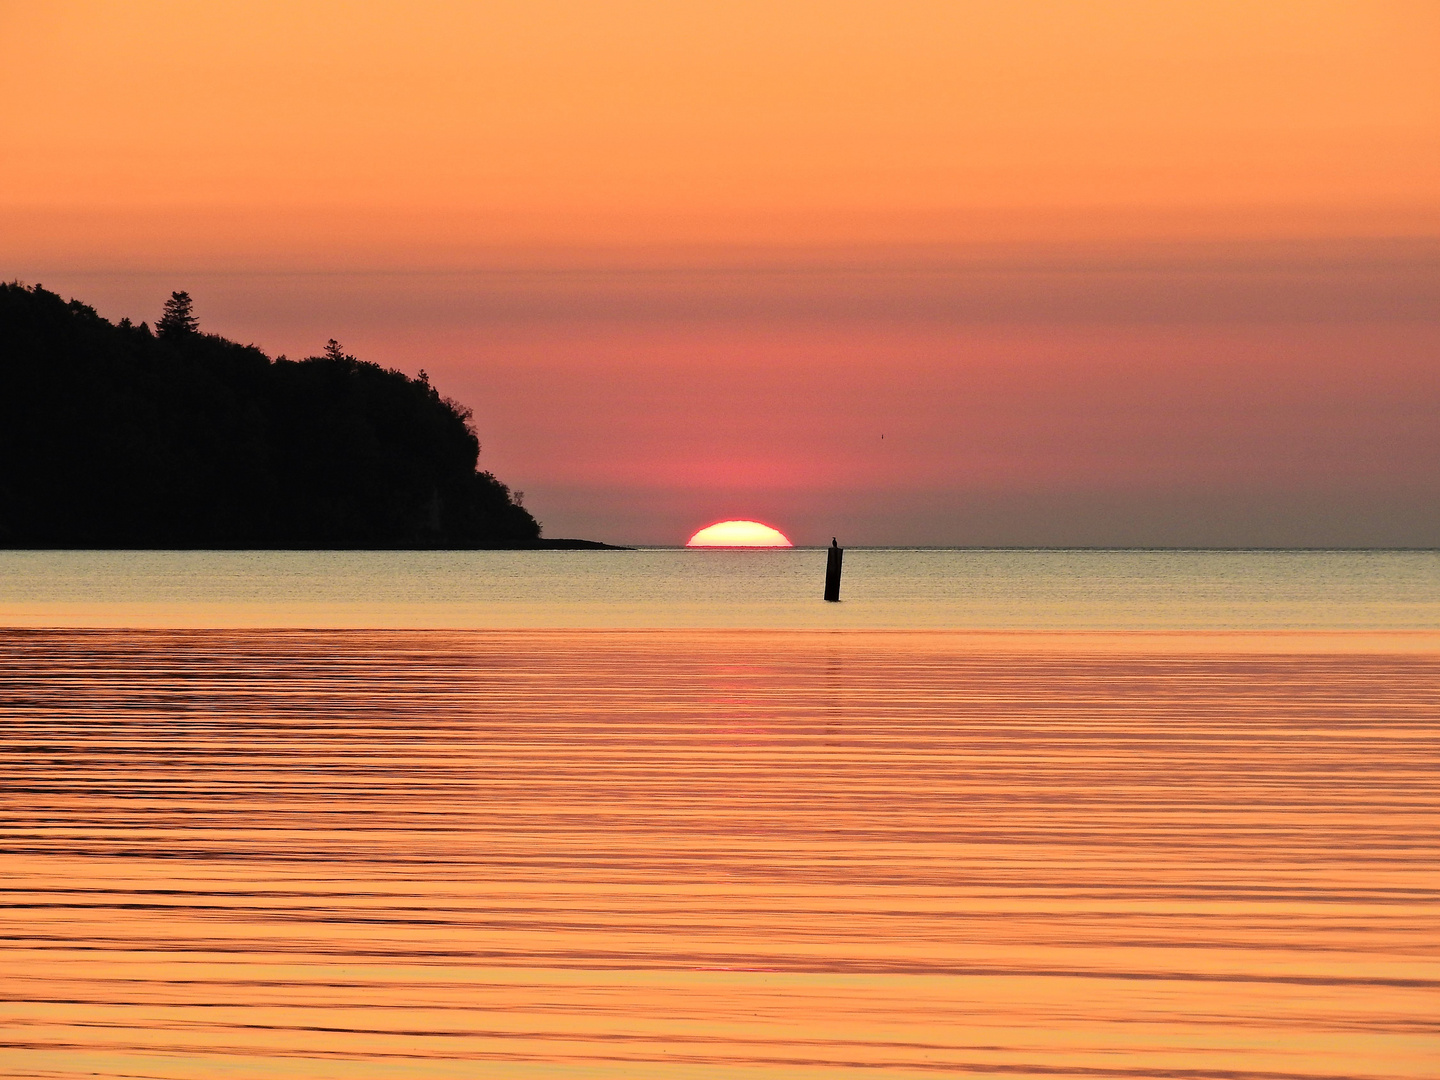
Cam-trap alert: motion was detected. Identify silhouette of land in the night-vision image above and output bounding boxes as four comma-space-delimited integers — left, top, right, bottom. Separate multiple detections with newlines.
0, 283, 616, 549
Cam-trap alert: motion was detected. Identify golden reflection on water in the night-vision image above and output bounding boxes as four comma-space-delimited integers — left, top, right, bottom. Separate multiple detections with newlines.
1, 629, 1436, 1079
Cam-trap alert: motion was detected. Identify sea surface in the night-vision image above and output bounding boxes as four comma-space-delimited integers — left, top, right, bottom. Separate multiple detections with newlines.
2, 547, 1438, 629
1, 551, 1437, 1079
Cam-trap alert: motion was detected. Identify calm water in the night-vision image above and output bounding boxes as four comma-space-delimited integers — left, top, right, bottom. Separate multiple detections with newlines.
2, 548, 1438, 628
2, 554, 1437, 1078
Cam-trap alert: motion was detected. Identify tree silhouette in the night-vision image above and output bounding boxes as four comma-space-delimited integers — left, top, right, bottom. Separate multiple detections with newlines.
0, 282, 547, 549
156, 290, 198, 337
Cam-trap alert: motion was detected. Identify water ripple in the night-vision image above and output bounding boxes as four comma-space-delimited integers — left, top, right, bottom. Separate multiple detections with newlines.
0, 629, 1436, 1079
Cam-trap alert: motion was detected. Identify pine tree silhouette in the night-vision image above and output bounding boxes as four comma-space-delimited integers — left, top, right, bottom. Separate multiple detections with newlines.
156, 291, 198, 337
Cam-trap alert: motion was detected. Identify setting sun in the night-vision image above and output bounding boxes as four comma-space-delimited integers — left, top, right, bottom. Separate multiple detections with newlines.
686, 520, 792, 547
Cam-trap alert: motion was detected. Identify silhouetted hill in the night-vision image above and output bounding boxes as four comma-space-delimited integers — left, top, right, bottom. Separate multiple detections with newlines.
0, 283, 548, 548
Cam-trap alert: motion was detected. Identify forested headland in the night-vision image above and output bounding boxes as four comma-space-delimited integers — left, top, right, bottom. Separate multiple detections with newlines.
0, 283, 558, 548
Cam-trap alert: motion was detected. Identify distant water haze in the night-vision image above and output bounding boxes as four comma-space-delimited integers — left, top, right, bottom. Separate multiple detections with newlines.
3, 549, 1437, 632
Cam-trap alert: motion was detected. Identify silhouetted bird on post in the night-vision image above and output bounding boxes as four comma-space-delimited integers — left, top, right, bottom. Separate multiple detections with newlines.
824, 537, 843, 602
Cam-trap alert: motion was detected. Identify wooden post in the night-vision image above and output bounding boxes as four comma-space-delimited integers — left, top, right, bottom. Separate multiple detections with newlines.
824, 537, 843, 602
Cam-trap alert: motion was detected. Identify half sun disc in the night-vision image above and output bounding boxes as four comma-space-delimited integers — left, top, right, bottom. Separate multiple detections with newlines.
686, 520, 793, 547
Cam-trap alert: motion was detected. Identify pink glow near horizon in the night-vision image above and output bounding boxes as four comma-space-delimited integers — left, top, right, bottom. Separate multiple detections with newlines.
35, 263, 1440, 546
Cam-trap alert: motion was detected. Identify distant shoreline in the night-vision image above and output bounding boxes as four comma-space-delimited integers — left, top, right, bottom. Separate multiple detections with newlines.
0, 540, 629, 551
534, 538, 630, 550
0, 545, 1435, 553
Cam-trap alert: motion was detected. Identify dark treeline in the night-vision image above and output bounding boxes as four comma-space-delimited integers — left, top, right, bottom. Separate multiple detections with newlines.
0, 283, 543, 548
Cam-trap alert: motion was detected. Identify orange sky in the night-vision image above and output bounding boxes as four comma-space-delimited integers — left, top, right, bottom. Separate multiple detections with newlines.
3, 1, 1438, 544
